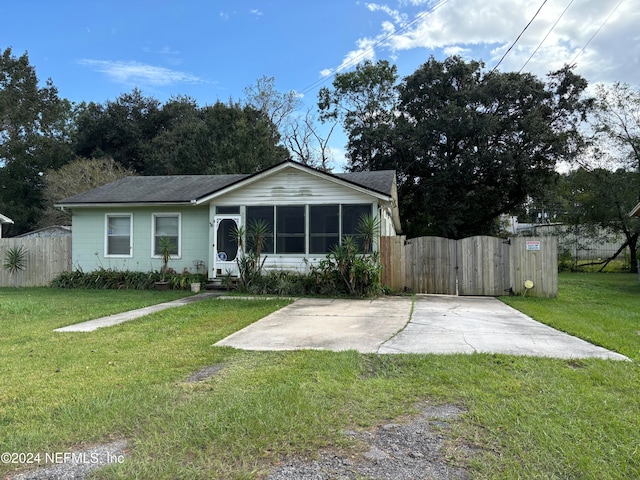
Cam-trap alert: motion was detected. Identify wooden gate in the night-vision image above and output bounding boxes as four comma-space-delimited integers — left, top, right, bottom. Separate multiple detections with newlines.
381, 235, 557, 297
404, 236, 456, 294
457, 236, 511, 296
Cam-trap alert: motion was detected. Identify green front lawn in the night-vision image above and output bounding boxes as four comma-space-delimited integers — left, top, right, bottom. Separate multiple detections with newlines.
0, 277, 639, 479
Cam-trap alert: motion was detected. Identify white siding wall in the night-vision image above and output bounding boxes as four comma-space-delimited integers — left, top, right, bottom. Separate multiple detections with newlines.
215, 169, 378, 205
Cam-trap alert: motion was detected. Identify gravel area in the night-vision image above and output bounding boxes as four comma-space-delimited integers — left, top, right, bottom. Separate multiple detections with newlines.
8, 440, 128, 480
267, 404, 471, 480
7, 405, 470, 480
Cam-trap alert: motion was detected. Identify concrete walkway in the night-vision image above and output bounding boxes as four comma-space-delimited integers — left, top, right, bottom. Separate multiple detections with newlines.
54, 292, 224, 332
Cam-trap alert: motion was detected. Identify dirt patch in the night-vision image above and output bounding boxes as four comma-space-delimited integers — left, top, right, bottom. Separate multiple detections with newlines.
185, 363, 225, 382
267, 404, 472, 479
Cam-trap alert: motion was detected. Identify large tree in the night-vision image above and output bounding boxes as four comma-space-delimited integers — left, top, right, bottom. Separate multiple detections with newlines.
396, 57, 590, 238
318, 60, 398, 172
75, 91, 289, 176
590, 82, 640, 174
145, 99, 289, 175
320, 56, 591, 238
0, 47, 74, 234
74, 88, 163, 173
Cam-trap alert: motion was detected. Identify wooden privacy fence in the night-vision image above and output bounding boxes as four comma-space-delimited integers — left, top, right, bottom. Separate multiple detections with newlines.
380, 235, 558, 298
0, 237, 72, 287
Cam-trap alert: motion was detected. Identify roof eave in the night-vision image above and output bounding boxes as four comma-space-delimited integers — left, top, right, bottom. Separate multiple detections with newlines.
54, 201, 195, 209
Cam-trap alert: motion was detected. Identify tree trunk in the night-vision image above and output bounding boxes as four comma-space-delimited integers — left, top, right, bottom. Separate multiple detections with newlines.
629, 233, 639, 274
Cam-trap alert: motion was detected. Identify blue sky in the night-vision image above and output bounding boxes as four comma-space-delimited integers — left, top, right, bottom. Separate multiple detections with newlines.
1, 0, 637, 170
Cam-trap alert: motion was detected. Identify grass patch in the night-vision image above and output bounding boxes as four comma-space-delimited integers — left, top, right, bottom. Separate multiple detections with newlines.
1, 279, 639, 479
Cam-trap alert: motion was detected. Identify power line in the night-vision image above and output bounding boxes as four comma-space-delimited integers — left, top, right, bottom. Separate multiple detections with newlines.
571, 0, 624, 64
298, 0, 452, 97
489, 0, 549, 74
519, 0, 574, 73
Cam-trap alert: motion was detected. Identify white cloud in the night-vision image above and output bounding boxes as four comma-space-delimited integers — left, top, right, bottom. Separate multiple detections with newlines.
77, 59, 205, 87
321, 37, 378, 78
366, 3, 408, 25
331, 0, 640, 85
250, 9, 263, 17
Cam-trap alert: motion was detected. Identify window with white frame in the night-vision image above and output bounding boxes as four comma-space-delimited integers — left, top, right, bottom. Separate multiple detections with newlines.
105, 214, 132, 256
153, 213, 180, 257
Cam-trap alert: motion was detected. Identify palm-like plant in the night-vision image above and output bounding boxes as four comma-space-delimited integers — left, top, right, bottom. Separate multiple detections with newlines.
3, 245, 27, 287
158, 237, 175, 282
356, 214, 381, 254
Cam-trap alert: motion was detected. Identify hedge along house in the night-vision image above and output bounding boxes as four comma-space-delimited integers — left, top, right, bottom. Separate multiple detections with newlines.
55, 160, 402, 280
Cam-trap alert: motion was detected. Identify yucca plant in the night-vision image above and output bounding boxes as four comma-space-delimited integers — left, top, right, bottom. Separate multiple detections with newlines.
356, 214, 381, 254
3, 245, 27, 287
158, 237, 175, 283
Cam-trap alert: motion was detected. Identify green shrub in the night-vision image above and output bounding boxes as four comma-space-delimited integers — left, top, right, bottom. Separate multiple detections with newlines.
308, 237, 382, 297
51, 268, 206, 290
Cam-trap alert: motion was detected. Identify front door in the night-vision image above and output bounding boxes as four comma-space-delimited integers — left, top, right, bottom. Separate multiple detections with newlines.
213, 216, 241, 277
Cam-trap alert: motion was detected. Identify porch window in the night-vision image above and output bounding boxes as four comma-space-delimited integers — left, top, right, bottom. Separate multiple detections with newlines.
153, 213, 180, 257
246, 206, 274, 254
245, 203, 374, 255
276, 206, 305, 254
309, 205, 339, 254
106, 214, 132, 257
342, 204, 372, 251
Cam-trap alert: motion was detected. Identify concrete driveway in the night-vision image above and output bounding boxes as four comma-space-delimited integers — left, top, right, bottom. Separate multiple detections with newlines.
214, 295, 628, 360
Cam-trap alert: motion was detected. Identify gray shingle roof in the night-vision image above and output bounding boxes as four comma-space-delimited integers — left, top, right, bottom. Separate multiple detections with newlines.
56, 161, 396, 206
57, 174, 249, 204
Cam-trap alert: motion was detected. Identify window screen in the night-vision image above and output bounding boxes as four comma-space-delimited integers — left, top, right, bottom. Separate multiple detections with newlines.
342, 204, 372, 251
246, 206, 274, 254
276, 206, 305, 253
309, 205, 339, 254
106, 215, 131, 256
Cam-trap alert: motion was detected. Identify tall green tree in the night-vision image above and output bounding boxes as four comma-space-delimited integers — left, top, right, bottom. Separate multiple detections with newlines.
75, 92, 289, 176
590, 82, 640, 174
320, 56, 591, 238
0, 47, 74, 234
145, 99, 289, 175
318, 60, 398, 172
74, 88, 162, 173
560, 82, 640, 273
396, 57, 590, 238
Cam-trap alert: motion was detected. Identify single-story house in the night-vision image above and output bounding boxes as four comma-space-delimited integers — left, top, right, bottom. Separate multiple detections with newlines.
55, 160, 401, 280
0, 213, 14, 238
